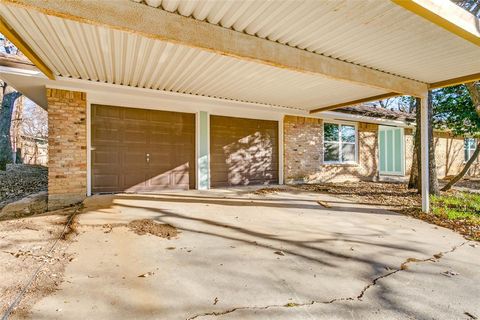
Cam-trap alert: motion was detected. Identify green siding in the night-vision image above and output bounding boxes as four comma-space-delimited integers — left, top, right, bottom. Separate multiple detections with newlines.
379, 126, 404, 175
379, 131, 386, 172
394, 129, 402, 173
386, 130, 393, 172
198, 111, 209, 189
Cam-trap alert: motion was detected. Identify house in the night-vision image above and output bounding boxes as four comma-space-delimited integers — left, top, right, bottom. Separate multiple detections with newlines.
285, 105, 479, 185
0, 0, 479, 213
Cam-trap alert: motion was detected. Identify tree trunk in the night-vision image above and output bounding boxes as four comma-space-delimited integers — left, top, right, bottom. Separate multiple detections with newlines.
427, 91, 440, 195
408, 98, 421, 191
11, 95, 23, 164
442, 142, 480, 191
0, 90, 22, 170
465, 82, 480, 118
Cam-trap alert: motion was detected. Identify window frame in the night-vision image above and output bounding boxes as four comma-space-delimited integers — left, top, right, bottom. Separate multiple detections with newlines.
464, 138, 478, 163
322, 121, 358, 165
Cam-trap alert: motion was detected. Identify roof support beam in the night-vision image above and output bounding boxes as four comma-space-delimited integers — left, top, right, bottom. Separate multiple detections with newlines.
309, 92, 401, 114
1, 0, 427, 97
429, 72, 480, 89
392, 0, 480, 47
0, 16, 54, 79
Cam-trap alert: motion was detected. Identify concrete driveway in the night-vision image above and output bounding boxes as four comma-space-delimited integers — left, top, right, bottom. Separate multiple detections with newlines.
25, 187, 479, 320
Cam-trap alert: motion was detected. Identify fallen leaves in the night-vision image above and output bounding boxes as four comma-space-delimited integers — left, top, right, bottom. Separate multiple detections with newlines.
317, 200, 331, 208
128, 219, 178, 239
253, 188, 288, 195
138, 271, 155, 278
297, 182, 421, 209
0, 165, 47, 209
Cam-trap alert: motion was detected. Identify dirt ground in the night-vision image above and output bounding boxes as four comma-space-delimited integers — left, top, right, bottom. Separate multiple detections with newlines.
0, 165, 47, 209
296, 181, 480, 240
0, 207, 177, 318
0, 206, 78, 318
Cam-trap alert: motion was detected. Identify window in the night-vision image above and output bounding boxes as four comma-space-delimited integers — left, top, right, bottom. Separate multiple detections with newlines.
323, 122, 357, 163
465, 138, 477, 162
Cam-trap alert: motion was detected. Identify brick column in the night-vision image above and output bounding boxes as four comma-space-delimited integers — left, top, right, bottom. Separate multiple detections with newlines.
47, 88, 87, 210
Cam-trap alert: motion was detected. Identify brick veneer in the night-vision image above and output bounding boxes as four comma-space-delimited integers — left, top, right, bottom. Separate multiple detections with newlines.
284, 115, 378, 184
285, 115, 480, 184
47, 89, 87, 210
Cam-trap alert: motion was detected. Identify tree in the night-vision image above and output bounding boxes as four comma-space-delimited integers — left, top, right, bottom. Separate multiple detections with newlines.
408, 98, 421, 190
452, 0, 480, 17
465, 82, 480, 118
427, 91, 440, 195
432, 83, 480, 191
0, 81, 22, 170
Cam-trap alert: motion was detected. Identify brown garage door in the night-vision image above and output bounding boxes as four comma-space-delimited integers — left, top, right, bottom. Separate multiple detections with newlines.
91, 105, 195, 193
210, 115, 278, 187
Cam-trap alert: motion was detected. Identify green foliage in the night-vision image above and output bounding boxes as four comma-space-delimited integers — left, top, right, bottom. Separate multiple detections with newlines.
432, 84, 480, 138
431, 192, 480, 222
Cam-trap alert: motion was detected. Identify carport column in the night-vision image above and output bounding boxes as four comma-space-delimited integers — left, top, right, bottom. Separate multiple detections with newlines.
197, 111, 210, 190
420, 93, 430, 213
47, 88, 87, 210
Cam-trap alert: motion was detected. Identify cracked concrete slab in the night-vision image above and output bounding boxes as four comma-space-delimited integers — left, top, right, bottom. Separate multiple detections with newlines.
20, 187, 480, 320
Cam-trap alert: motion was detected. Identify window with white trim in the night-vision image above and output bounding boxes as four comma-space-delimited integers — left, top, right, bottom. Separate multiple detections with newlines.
323, 122, 357, 163
465, 138, 477, 162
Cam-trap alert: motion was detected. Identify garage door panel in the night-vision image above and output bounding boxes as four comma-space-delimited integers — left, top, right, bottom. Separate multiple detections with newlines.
93, 150, 120, 165
92, 174, 119, 188
94, 105, 121, 119
124, 108, 149, 121
124, 173, 148, 190
93, 127, 122, 145
123, 129, 149, 145
123, 151, 147, 167
210, 115, 278, 187
92, 104, 195, 193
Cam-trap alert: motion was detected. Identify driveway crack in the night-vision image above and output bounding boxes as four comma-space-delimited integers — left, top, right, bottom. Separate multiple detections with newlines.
186, 241, 469, 319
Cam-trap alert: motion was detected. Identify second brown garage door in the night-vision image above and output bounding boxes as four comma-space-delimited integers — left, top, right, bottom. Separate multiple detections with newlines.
91, 105, 195, 193
210, 115, 278, 187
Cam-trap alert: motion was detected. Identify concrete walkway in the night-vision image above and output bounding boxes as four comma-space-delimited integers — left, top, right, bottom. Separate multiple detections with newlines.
25, 187, 479, 320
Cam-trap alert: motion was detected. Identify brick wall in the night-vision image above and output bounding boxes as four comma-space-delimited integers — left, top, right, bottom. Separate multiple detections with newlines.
405, 130, 480, 178
284, 116, 378, 184
284, 116, 480, 184
47, 89, 87, 210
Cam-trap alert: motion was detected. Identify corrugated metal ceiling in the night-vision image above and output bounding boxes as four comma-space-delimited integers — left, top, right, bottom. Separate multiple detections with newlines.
0, 3, 388, 111
134, 0, 480, 84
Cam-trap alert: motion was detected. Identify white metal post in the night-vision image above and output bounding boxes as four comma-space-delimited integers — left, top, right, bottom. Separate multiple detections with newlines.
420, 94, 429, 213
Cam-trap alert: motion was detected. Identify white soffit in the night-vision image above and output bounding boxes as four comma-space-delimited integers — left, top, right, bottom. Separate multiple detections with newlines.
0, 3, 388, 111
136, 0, 480, 83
